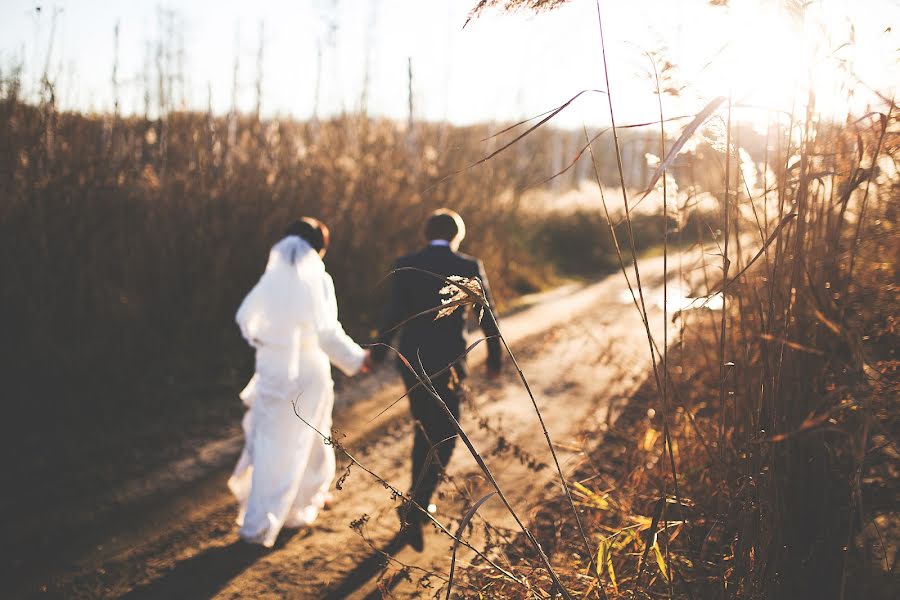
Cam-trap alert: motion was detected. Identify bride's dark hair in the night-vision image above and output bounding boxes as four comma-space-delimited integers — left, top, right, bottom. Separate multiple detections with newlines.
284, 217, 330, 254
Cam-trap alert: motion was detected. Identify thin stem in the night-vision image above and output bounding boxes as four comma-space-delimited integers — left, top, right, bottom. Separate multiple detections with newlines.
497, 328, 601, 586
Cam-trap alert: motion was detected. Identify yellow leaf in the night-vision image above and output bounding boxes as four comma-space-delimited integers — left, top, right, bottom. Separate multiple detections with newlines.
631, 514, 653, 530
607, 551, 618, 592
596, 539, 609, 578
573, 481, 610, 510
653, 542, 669, 582
573, 481, 593, 497
642, 427, 660, 451
596, 537, 619, 593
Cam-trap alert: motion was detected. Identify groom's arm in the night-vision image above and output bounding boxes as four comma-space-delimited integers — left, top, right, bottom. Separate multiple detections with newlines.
371, 260, 405, 364
475, 259, 502, 375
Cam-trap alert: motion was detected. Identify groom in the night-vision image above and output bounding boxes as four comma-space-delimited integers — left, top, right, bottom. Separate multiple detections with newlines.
370, 208, 502, 550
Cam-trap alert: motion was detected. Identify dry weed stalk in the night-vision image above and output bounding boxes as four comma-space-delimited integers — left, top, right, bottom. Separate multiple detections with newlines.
454, 1, 898, 598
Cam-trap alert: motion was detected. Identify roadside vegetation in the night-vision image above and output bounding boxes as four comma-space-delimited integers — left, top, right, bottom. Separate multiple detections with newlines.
2, 1, 896, 597
447, 3, 899, 599
0, 63, 714, 483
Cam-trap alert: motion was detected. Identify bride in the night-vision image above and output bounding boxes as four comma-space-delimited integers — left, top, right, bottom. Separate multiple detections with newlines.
230, 218, 368, 547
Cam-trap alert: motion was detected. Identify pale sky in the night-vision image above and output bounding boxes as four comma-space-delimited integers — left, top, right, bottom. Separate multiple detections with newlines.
1, 0, 897, 128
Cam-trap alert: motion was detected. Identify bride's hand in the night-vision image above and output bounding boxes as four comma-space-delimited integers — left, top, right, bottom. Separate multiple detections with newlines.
359, 350, 373, 374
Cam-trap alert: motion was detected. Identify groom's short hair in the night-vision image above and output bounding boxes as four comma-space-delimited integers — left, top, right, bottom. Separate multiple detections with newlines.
285, 217, 330, 253
425, 209, 466, 243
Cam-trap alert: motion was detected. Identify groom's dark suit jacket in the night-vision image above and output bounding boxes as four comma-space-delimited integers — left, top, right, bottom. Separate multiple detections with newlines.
373, 244, 501, 378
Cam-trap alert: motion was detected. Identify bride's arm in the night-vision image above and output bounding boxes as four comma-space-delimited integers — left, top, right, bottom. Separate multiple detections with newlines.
235, 284, 264, 348
316, 273, 366, 375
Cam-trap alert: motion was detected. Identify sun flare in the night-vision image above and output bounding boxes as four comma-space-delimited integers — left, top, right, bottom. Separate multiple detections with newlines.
682, 0, 897, 131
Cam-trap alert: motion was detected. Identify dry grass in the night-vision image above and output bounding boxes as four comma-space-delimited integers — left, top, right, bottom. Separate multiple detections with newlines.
447, 2, 900, 597
0, 90, 562, 404
3, 5, 897, 596
0, 62, 697, 500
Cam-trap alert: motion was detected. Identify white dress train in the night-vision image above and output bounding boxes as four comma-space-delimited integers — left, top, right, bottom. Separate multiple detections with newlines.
229, 236, 364, 547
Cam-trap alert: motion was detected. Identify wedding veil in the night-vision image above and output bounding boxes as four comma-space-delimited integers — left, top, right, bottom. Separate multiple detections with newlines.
235, 236, 328, 350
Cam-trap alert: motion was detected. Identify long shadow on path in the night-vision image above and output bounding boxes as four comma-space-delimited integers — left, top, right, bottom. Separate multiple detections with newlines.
322, 532, 412, 600
119, 530, 302, 600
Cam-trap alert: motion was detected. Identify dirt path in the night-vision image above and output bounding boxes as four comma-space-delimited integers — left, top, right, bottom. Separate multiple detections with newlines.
20, 251, 705, 599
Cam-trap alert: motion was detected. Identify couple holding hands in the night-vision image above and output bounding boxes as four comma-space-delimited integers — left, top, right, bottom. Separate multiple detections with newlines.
230, 209, 502, 550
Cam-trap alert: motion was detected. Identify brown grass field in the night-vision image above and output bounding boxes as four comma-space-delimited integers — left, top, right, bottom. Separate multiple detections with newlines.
1, 1, 898, 597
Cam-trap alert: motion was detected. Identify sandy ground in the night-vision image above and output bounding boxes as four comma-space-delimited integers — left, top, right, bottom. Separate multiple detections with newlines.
15, 250, 710, 599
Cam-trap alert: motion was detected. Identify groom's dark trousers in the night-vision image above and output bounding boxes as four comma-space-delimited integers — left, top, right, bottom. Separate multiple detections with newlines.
400, 368, 461, 513
372, 243, 502, 519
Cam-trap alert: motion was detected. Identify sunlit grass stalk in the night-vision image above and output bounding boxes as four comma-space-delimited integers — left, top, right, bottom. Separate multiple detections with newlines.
380, 267, 585, 598
408, 350, 574, 600
648, 52, 675, 600
593, 1, 689, 592
718, 95, 732, 470
838, 103, 891, 600
495, 325, 600, 579
290, 393, 532, 594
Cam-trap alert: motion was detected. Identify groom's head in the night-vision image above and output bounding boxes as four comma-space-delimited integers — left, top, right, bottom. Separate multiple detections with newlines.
285, 217, 330, 258
425, 209, 466, 251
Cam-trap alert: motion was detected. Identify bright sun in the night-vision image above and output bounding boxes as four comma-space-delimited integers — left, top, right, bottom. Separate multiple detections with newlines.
684, 0, 895, 132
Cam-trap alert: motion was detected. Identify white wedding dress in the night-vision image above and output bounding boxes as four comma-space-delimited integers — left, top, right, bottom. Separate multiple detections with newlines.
229, 236, 365, 547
